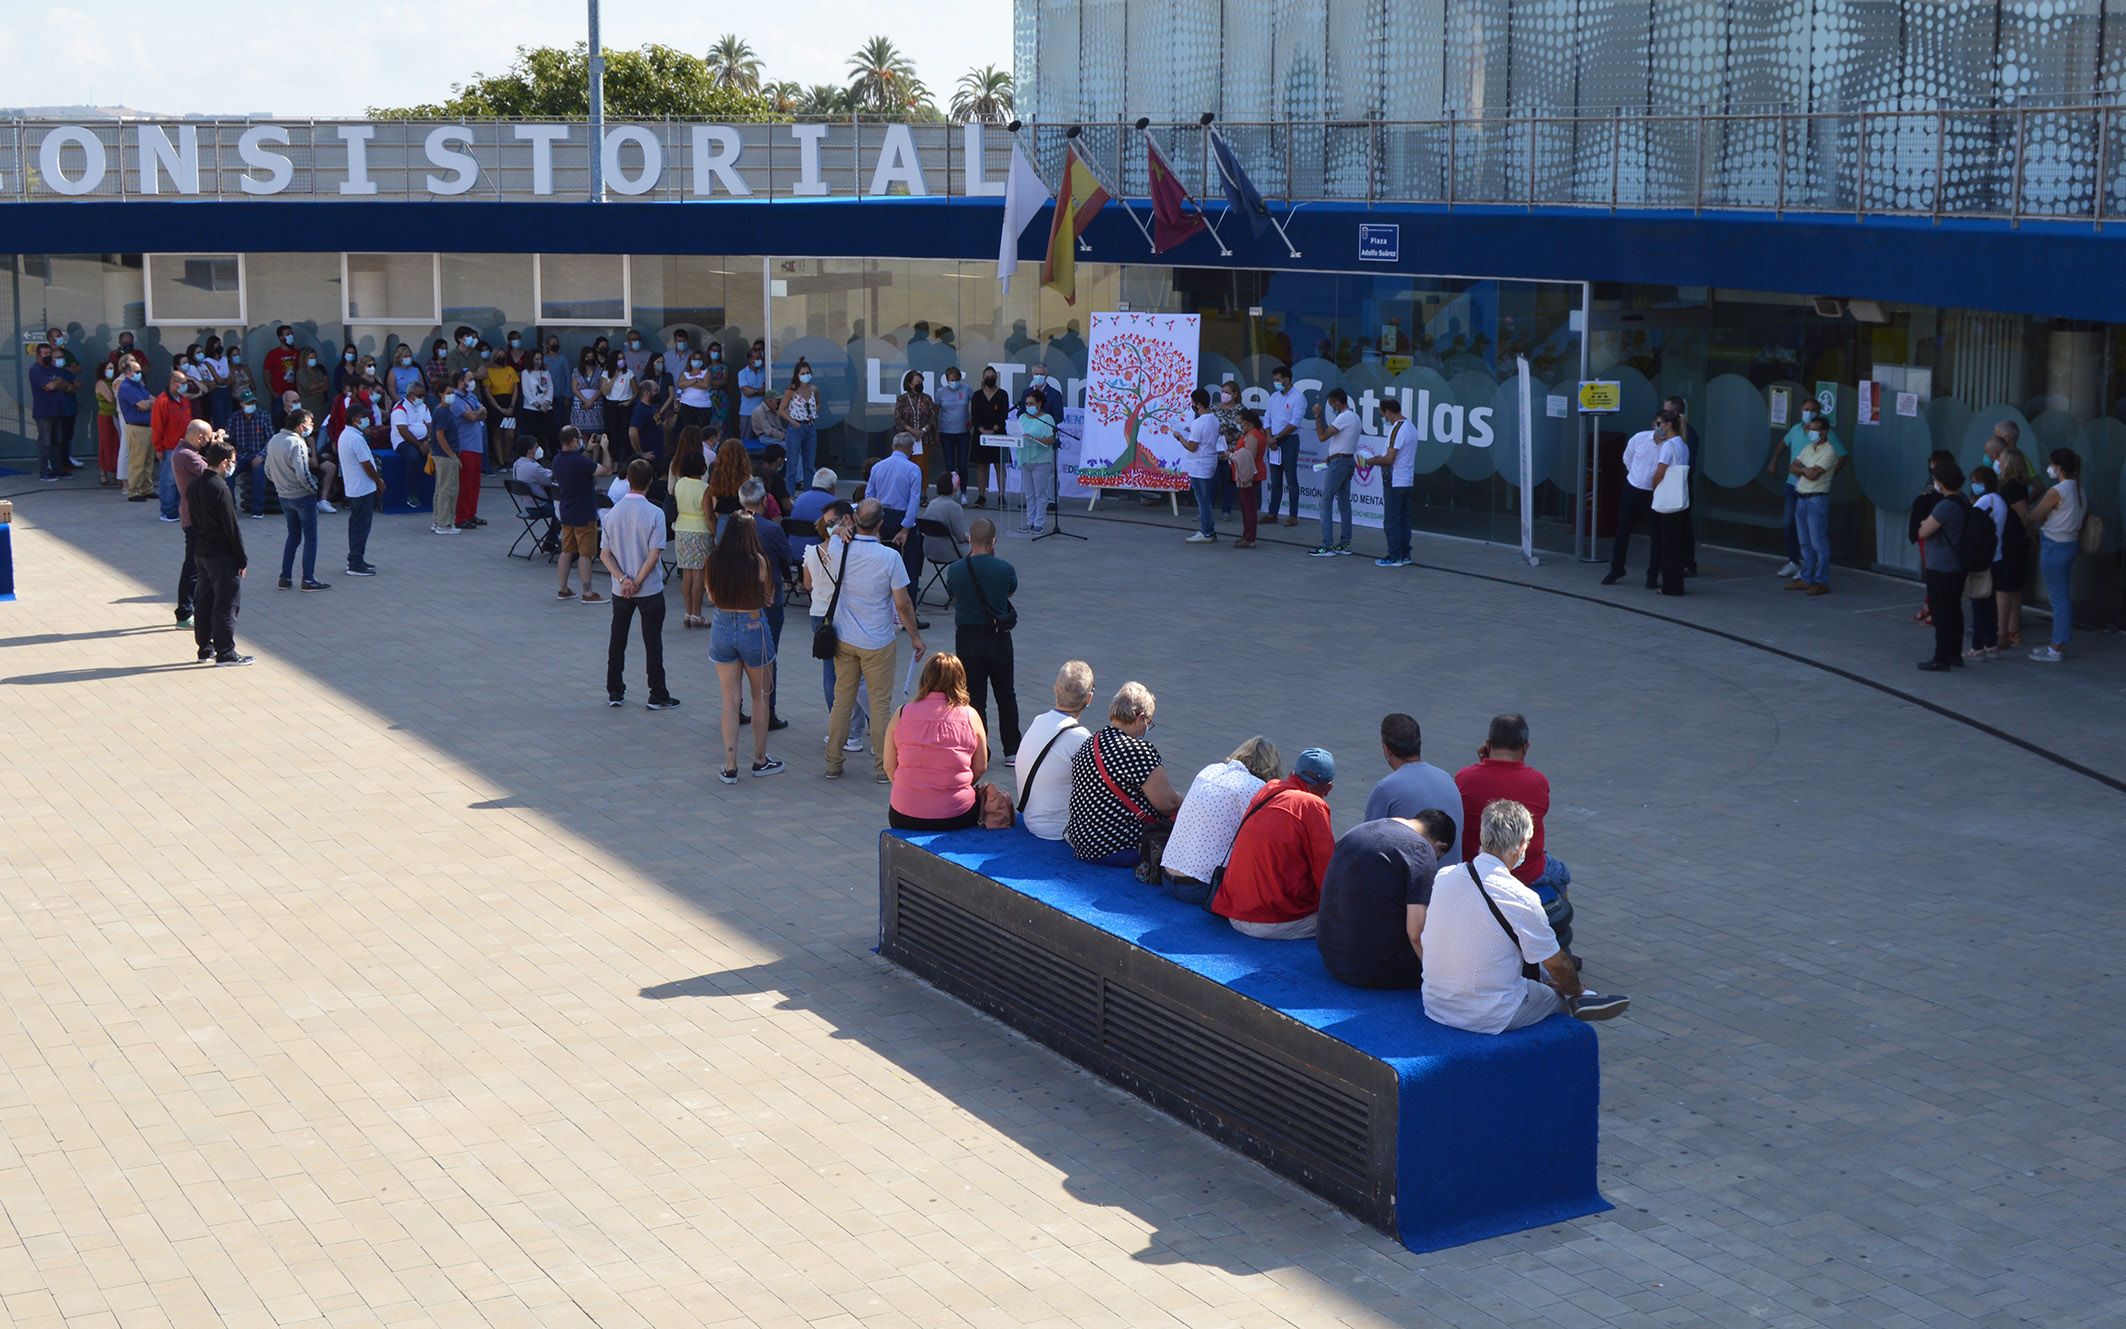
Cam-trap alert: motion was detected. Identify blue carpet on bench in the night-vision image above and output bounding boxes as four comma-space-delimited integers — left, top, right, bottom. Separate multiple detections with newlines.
889, 826, 1609, 1254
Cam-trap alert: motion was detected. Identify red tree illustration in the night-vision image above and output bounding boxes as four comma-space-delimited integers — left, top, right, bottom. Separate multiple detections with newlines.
1079, 329, 1193, 488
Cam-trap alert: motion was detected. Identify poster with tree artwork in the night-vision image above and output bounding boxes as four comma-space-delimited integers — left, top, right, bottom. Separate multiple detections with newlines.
1076, 311, 1200, 490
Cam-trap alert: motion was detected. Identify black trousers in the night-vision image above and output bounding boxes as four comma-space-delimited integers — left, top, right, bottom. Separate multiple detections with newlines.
1609, 484, 1655, 583
1923, 568, 1966, 665
882, 508, 924, 592
606, 591, 670, 701
956, 624, 1021, 755
177, 526, 198, 619
1655, 510, 1689, 595
192, 554, 241, 657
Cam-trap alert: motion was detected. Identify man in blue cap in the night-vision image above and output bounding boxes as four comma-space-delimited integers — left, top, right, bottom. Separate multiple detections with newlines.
1211, 747, 1337, 939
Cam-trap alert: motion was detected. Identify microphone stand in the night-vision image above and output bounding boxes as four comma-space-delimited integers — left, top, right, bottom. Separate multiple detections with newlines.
1032, 420, 1086, 543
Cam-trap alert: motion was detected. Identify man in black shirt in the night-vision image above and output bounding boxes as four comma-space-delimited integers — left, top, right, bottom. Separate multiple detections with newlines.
1316, 809, 1452, 990
943, 517, 1021, 756
187, 441, 252, 666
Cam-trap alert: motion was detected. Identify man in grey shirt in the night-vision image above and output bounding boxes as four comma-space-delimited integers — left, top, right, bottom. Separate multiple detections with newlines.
600, 458, 678, 710
1362, 712, 1463, 861
264, 408, 326, 591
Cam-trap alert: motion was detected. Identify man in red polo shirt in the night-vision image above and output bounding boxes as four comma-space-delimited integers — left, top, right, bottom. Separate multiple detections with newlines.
1211, 747, 1337, 939
149, 370, 195, 522
1455, 713, 1575, 958
262, 324, 301, 424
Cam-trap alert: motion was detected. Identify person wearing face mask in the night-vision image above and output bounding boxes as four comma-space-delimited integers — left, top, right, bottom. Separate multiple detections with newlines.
225, 341, 254, 406
1768, 398, 1845, 578
263, 325, 302, 421
569, 350, 606, 444
736, 341, 769, 444
294, 346, 330, 425
590, 335, 613, 368
226, 390, 275, 518
447, 371, 490, 530
968, 366, 1009, 506
503, 330, 530, 371
199, 336, 233, 429
1786, 415, 1840, 596
151, 370, 196, 520
171, 421, 215, 626
600, 348, 637, 456
444, 325, 483, 383
337, 404, 382, 576
934, 366, 973, 497
186, 441, 253, 666
1913, 456, 1976, 671
483, 342, 520, 475
677, 347, 717, 432
387, 344, 422, 403
1964, 464, 2010, 661
117, 356, 157, 500
390, 380, 435, 513
423, 339, 454, 397
2020, 449, 2087, 663
93, 354, 124, 485
1601, 410, 1672, 588
178, 344, 212, 416
782, 361, 821, 483
629, 375, 669, 476
704, 340, 732, 430
106, 330, 147, 381
1264, 368, 1306, 526
1210, 380, 1245, 523
29, 341, 79, 482
265, 410, 328, 591
519, 353, 555, 450
892, 369, 939, 490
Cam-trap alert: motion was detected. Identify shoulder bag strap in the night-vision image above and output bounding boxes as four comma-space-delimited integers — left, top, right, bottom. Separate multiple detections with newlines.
1201, 784, 1280, 912
1090, 734, 1155, 822
821, 539, 853, 622
958, 555, 1010, 627
1467, 860, 1524, 948
1015, 718, 1080, 813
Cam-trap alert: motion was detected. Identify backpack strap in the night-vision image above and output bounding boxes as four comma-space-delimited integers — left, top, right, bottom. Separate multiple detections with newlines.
1015, 718, 1080, 814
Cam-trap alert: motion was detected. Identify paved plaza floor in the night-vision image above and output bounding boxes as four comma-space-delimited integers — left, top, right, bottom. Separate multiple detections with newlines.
1, 478, 2120, 1329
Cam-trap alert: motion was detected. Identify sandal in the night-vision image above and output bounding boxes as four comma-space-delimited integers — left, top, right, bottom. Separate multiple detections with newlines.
1912, 603, 1932, 624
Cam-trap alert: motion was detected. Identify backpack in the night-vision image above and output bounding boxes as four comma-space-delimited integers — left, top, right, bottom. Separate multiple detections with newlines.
1950, 495, 1996, 572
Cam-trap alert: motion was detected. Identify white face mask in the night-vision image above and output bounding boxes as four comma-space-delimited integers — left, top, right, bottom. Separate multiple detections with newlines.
532, 447, 544, 461
2047, 466, 2061, 481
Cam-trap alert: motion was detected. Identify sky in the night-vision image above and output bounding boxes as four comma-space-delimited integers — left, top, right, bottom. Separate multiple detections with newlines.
6, 0, 1014, 117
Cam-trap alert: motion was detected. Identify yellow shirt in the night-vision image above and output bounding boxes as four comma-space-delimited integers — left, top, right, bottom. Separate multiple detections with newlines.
673, 476, 711, 534
1795, 440, 1839, 496
486, 364, 520, 399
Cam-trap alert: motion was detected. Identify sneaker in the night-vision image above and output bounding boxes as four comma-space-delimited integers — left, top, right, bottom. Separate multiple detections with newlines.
432, 524, 459, 535
158, 514, 180, 522
1332, 544, 1354, 556
245, 511, 267, 520
277, 577, 293, 591
607, 696, 625, 707
345, 565, 376, 577
175, 614, 192, 628
843, 737, 868, 753
301, 579, 331, 592
873, 772, 892, 785
719, 768, 739, 785
1395, 558, 1416, 567
646, 696, 682, 711
197, 649, 214, 662
1308, 546, 1337, 558
1775, 561, 1800, 578
214, 653, 254, 667
473, 518, 488, 527
316, 501, 337, 514
751, 757, 785, 778
41, 473, 61, 482
1569, 993, 1630, 1022
824, 768, 844, 780
2030, 646, 2064, 663
1184, 532, 1214, 543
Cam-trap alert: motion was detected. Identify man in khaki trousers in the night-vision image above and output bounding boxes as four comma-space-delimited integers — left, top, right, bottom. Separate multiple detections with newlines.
115, 355, 158, 500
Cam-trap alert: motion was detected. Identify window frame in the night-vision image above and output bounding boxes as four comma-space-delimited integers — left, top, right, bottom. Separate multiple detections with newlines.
533, 253, 633, 327
341, 252, 442, 326
142, 253, 248, 327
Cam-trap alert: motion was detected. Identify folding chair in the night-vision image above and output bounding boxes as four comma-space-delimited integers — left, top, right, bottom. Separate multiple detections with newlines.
780, 517, 816, 606
914, 517, 966, 609
502, 479, 558, 561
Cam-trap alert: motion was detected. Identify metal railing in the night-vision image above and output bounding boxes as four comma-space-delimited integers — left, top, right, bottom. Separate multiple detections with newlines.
3, 109, 2122, 223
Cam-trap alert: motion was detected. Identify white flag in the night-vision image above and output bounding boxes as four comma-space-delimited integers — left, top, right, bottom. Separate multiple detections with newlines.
997, 142, 1051, 292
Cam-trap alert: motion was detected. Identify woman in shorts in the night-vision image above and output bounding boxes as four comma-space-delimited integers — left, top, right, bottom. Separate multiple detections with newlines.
706, 508, 784, 785
672, 445, 713, 628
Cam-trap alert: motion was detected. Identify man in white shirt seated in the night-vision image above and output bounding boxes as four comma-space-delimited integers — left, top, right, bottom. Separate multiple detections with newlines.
1419, 800, 1629, 1033
1013, 660, 1095, 840
1157, 737, 1281, 905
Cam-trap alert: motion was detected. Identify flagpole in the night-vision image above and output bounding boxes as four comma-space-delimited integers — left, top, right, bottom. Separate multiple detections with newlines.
1142, 117, 1228, 256
1206, 118, 1302, 260
1070, 125, 1155, 256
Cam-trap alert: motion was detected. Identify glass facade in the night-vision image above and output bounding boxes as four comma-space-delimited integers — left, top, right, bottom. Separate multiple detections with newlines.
3, 251, 2120, 589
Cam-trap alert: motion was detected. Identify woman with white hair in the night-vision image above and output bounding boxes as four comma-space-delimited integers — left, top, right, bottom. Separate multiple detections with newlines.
1014, 661, 1096, 841
1418, 800, 1628, 1033
1157, 737, 1282, 904
1065, 682, 1181, 868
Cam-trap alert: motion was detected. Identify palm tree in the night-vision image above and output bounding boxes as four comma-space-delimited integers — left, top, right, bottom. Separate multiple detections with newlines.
764, 81, 803, 116
846, 36, 918, 114
799, 84, 849, 117
707, 34, 763, 91
949, 65, 1014, 123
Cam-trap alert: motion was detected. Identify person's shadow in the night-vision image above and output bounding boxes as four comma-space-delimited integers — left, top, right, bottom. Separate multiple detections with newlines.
4, 662, 210, 685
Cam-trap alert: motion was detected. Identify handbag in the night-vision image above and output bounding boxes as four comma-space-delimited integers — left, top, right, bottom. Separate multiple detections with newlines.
810, 539, 852, 661
1964, 567, 1994, 600
1651, 460, 1690, 513
976, 783, 1015, 830
957, 555, 1017, 631
1090, 734, 1174, 884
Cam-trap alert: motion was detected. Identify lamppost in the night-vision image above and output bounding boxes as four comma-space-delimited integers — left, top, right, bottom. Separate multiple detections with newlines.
587, 0, 606, 201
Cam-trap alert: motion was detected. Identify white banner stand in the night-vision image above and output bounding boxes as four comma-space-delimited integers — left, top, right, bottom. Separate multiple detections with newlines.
1517, 355, 1540, 568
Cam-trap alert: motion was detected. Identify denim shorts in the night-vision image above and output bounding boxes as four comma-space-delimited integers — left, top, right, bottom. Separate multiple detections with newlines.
708, 608, 775, 667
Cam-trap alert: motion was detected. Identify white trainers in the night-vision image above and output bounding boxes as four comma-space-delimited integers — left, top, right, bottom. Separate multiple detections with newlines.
316, 500, 337, 514
1775, 561, 1799, 578
2030, 646, 2063, 663
432, 524, 460, 536
843, 736, 868, 752
1184, 532, 1214, 543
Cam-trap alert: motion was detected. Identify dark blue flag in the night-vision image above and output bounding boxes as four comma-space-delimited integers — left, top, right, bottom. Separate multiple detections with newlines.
1207, 128, 1272, 239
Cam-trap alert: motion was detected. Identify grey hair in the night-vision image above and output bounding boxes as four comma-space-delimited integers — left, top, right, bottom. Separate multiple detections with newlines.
892, 431, 917, 451
1479, 799, 1536, 859
1108, 681, 1155, 726
738, 477, 766, 509
1054, 660, 1094, 711
1228, 736, 1282, 782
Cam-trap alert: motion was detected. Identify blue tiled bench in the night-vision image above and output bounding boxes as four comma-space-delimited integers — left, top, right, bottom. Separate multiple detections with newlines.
879, 828, 1608, 1253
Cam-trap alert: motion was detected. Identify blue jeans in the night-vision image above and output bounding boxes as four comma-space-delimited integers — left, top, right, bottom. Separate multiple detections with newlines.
156, 452, 180, 519
241, 452, 272, 514
1265, 438, 1300, 520
280, 495, 319, 582
1382, 485, 1413, 561
2040, 535, 2077, 646
1318, 455, 1354, 548
1780, 482, 1802, 565
823, 653, 868, 739
939, 431, 971, 493
786, 421, 817, 487
345, 492, 375, 569
1796, 493, 1831, 586
1188, 477, 1217, 536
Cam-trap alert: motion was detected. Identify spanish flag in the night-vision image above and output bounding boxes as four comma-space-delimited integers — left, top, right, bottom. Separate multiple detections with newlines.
1041, 140, 1112, 306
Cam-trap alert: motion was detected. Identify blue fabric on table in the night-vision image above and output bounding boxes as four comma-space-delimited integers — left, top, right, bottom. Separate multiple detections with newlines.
887, 826, 1609, 1254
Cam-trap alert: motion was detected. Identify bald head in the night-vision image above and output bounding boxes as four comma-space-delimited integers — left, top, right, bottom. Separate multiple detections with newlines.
183, 419, 214, 443
854, 498, 885, 533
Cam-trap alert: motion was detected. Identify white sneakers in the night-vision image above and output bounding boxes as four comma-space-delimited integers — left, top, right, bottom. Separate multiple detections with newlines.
431, 524, 460, 536
316, 500, 337, 514
1775, 561, 1799, 578
2030, 646, 2064, 663
1184, 532, 1214, 543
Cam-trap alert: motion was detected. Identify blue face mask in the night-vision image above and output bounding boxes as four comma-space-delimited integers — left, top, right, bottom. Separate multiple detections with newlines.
1972, 482, 1987, 496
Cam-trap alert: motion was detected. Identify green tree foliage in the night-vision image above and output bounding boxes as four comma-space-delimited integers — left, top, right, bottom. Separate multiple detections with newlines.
707, 34, 764, 91
845, 37, 928, 116
949, 66, 1014, 123
369, 44, 771, 120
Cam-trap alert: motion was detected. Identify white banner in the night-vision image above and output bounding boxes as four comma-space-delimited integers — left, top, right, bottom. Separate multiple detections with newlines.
1077, 311, 1200, 491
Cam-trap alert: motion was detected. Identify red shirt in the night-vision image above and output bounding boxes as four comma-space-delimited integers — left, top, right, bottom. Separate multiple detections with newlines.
1212, 778, 1335, 925
263, 345, 300, 395
1454, 757, 1550, 884
149, 392, 193, 454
